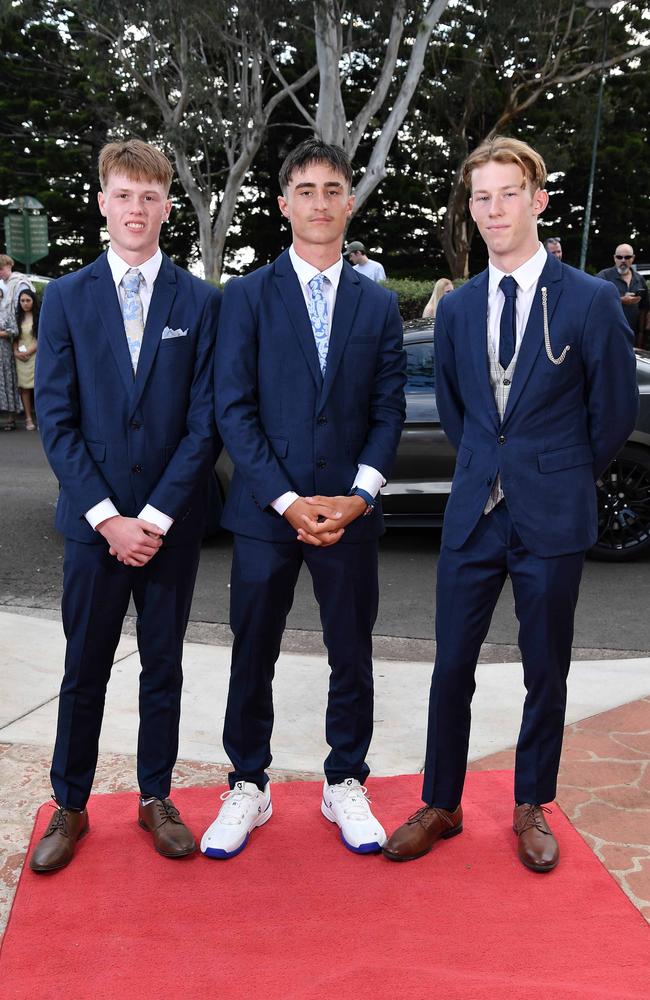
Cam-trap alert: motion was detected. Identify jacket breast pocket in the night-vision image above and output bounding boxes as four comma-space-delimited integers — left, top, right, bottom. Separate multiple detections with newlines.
538, 444, 593, 473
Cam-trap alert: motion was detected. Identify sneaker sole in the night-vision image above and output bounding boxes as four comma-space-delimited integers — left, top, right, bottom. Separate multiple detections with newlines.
201, 800, 272, 859
321, 800, 384, 854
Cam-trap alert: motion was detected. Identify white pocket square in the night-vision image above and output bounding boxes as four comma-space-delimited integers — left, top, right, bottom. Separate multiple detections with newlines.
161, 326, 188, 340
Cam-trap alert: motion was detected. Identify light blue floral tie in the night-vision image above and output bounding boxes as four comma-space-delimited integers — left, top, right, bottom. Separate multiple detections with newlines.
307, 273, 330, 374
120, 268, 145, 373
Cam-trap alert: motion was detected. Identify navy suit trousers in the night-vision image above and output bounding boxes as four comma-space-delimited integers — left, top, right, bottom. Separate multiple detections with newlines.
51, 538, 201, 809
422, 502, 585, 809
223, 534, 379, 789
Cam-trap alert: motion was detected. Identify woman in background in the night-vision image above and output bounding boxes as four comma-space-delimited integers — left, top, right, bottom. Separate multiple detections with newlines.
422, 277, 454, 320
14, 289, 39, 430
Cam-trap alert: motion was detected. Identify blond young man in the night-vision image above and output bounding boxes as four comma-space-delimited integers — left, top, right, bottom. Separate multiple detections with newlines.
384, 136, 637, 872
30, 140, 220, 871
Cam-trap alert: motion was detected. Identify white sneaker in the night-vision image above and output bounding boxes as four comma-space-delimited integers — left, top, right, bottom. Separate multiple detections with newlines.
200, 780, 272, 859
321, 778, 386, 854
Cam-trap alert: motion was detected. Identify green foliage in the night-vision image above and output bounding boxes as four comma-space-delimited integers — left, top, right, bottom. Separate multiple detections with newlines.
381, 279, 436, 320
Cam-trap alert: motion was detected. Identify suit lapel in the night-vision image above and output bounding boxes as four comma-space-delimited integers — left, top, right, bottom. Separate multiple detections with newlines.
90, 253, 134, 396
320, 262, 362, 408
130, 253, 177, 413
502, 255, 562, 425
274, 250, 323, 390
466, 270, 500, 429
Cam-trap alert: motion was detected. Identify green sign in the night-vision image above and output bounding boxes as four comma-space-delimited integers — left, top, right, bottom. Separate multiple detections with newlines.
4, 213, 49, 268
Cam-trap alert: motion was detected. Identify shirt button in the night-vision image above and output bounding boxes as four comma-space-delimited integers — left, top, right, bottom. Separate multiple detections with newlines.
132, 464, 142, 473
498, 435, 505, 444
317, 459, 326, 469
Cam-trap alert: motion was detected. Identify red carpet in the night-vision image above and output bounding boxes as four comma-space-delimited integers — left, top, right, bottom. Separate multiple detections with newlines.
1, 771, 648, 1000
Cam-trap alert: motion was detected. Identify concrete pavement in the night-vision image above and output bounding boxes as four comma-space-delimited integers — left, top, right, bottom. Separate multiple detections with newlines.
1, 608, 650, 936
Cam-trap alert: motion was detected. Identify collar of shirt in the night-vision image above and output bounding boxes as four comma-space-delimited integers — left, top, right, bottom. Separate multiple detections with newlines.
289, 244, 342, 290
107, 246, 162, 324
487, 242, 548, 354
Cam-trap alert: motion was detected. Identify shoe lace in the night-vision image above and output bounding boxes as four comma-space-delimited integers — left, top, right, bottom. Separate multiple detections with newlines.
517, 804, 552, 835
217, 786, 258, 826
155, 798, 181, 825
46, 797, 71, 836
332, 781, 373, 821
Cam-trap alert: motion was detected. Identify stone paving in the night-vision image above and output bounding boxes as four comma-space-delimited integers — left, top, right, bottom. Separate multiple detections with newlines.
2, 694, 649, 940
470, 695, 650, 922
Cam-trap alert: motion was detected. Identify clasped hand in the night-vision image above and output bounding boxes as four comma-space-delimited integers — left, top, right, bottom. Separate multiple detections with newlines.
283, 494, 367, 547
96, 515, 164, 566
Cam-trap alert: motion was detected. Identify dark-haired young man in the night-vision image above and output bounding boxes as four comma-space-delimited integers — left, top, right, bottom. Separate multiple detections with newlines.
202, 139, 406, 858
30, 139, 220, 871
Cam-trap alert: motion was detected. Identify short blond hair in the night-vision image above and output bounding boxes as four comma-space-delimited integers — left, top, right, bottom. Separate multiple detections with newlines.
0, 254, 14, 268
463, 136, 547, 193
98, 139, 173, 193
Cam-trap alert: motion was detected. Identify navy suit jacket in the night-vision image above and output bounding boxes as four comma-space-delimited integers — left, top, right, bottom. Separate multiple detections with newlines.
215, 249, 406, 543
435, 254, 639, 557
36, 251, 221, 547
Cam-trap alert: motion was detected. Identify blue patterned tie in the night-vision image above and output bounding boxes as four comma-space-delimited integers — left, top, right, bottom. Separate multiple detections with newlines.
120, 268, 145, 373
499, 275, 517, 370
307, 273, 330, 374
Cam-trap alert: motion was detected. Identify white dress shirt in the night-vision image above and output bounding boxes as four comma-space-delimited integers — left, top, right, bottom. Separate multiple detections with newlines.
271, 246, 385, 516
85, 246, 173, 535
487, 243, 548, 358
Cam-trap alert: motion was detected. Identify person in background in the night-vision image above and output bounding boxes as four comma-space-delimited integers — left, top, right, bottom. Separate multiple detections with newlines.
422, 278, 454, 319
544, 237, 562, 260
344, 240, 387, 282
597, 243, 649, 348
0, 254, 33, 430
14, 289, 39, 430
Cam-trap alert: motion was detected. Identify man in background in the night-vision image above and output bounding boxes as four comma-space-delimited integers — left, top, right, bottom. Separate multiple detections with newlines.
544, 237, 562, 260
597, 243, 648, 347
344, 240, 387, 282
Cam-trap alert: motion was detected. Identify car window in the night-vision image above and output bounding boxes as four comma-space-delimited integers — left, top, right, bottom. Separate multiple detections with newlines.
405, 341, 434, 394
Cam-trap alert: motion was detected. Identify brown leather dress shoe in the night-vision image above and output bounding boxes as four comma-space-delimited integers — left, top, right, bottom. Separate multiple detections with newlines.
29, 803, 89, 873
513, 804, 559, 873
138, 797, 196, 857
382, 803, 463, 861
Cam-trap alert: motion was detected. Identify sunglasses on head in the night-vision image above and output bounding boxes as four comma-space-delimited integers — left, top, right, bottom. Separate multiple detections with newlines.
615, 254, 633, 260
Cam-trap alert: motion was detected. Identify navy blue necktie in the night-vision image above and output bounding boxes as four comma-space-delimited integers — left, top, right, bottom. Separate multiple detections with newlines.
499, 275, 518, 370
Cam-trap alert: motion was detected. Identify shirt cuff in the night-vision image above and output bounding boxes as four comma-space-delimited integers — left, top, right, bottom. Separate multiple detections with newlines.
85, 498, 120, 530
138, 504, 174, 535
271, 491, 300, 516
352, 464, 385, 499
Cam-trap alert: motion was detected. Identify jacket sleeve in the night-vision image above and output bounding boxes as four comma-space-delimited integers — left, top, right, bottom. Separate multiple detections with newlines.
146, 285, 221, 517
214, 277, 294, 509
582, 279, 639, 478
35, 281, 114, 519
433, 299, 464, 451
357, 290, 407, 478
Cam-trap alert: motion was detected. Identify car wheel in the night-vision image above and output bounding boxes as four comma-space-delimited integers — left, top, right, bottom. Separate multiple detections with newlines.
591, 444, 650, 561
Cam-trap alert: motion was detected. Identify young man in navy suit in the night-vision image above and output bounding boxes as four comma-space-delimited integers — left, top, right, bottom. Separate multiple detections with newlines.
384, 136, 638, 872
202, 139, 406, 858
30, 140, 220, 871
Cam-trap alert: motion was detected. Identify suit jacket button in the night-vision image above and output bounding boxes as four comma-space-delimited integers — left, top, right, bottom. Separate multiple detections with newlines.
130, 420, 141, 430
486, 478, 492, 486
498, 435, 505, 444
503, 378, 511, 386
317, 459, 326, 469
132, 464, 142, 473
317, 415, 327, 425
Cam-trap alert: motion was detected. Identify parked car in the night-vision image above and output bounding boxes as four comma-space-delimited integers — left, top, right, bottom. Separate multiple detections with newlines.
381, 320, 650, 561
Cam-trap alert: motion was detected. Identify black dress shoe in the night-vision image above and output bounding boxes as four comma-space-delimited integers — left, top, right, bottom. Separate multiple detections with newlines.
29, 803, 89, 872
383, 803, 463, 861
138, 797, 196, 857
513, 803, 559, 872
